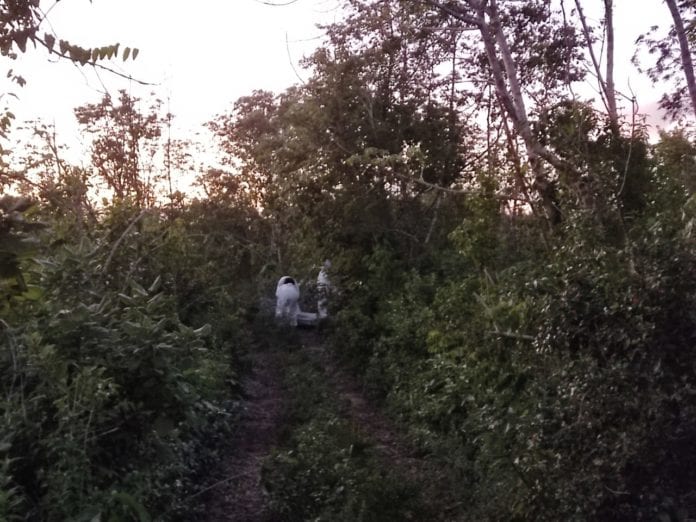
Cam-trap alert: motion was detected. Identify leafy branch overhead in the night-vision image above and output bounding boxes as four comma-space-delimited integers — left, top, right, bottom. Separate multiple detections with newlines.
1, 1, 141, 66
41, 34, 140, 65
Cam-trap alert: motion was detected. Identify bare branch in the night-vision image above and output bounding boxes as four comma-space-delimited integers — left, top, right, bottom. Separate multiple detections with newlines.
573, 0, 618, 126
102, 209, 150, 274
285, 31, 306, 85
486, 329, 536, 341
424, 191, 442, 244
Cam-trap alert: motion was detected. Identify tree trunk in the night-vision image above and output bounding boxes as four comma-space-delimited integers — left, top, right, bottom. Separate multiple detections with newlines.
426, 0, 578, 225
665, 0, 696, 119
604, 0, 618, 127
474, 0, 565, 224
573, 0, 619, 128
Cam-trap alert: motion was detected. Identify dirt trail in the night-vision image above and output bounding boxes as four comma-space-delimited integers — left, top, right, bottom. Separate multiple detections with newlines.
301, 331, 417, 460
299, 330, 458, 517
204, 348, 285, 522
204, 329, 458, 521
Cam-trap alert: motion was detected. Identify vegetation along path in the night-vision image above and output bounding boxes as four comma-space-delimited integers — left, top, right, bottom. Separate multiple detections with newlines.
203, 326, 462, 521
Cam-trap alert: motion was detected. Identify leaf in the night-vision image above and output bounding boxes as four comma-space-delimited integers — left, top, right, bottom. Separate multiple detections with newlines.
111, 491, 151, 522
44, 33, 55, 53
18, 285, 42, 300
79, 48, 90, 65
193, 324, 212, 336
153, 415, 175, 436
130, 280, 148, 297
122, 47, 130, 61
146, 293, 165, 313
16, 34, 27, 53
147, 275, 162, 293
132, 48, 139, 60
201, 400, 221, 412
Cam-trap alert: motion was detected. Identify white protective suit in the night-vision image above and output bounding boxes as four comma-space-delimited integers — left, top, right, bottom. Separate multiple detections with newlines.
275, 276, 300, 326
317, 260, 331, 319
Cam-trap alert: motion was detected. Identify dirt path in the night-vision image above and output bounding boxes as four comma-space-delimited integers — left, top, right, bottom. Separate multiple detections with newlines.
204, 329, 459, 521
298, 330, 459, 518
301, 331, 416, 460
204, 348, 286, 522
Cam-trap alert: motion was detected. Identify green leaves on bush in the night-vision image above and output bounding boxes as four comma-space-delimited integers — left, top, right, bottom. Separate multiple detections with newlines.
0, 205, 249, 520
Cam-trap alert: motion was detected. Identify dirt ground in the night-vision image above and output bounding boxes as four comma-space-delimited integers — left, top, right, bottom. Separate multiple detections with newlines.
203, 329, 458, 521
203, 347, 286, 522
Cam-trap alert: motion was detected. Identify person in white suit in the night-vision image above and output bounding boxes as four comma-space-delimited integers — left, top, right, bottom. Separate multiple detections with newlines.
317, 260, 331, 319
275, 276, 300, 326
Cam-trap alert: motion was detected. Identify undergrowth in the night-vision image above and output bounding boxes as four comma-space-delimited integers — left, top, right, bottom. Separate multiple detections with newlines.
261, 339, 430, 521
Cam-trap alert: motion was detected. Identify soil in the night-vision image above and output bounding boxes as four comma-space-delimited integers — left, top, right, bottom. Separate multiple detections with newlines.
299, 330, 459, 518
203, 347, 286, 522
203, 328, 458, 521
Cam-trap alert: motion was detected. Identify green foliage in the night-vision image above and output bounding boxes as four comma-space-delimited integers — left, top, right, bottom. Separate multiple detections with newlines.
449, 184, 502, 269
326, 127, 696, 519
0, 197, 258, 519
3, 1, 696, 519
264, 416, 425, 522
262, 347, 428, 522
0, 456, 22, 521
0, 195, 42, 301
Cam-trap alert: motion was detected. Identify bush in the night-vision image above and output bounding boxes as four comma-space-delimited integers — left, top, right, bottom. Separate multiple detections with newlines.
0, 207, 248, 520
327, 194, 696, 520
263, 416, 426, 522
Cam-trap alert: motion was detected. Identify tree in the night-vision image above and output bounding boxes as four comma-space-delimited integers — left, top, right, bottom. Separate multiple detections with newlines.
210, 1, 478, 269
0, 0, 141, 169
636, 0, 696, 121
0, 1, 144, 298
75, 90, 163, 207
665, 0, 696, 119
415, 1, 587, 226
572, 0, 619, 129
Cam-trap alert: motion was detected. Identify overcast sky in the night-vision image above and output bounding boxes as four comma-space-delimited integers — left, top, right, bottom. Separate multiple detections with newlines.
3, 0, 340, 160
1, 0, 676, 162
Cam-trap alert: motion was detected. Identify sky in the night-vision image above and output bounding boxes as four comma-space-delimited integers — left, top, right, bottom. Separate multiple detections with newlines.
3, 0, 342, 163
1, 0, 677, 167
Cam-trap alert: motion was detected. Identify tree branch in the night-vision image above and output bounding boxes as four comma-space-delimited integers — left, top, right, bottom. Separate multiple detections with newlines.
664, 0, 696, 119
102, 209, 150, 274
391, 170, 526, 201
422, 0, 479, 26
573, 0, 618, 127
35, 37, 154, 86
